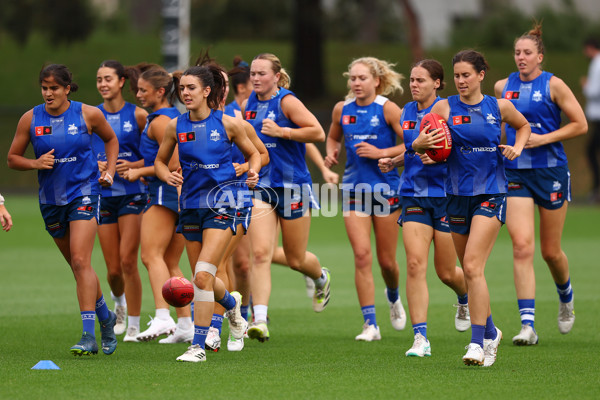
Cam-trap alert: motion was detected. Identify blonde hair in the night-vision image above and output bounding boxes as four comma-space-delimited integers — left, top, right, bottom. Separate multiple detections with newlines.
343, 57, 404, 100
253, 53, 291, 89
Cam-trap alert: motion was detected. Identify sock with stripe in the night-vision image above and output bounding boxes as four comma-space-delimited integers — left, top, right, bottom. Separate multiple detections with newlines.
210, 314, 224, 335
192, 325, 209, 349
361, 305, 377, 327
412, 322, 427, 340
95, 295, 110, 322
81, 311, 96, 337
517, 299, 535, 329
556, 277, 573, 303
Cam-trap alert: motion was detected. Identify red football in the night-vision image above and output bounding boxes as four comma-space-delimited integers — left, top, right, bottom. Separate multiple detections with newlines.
421, 113, 452, 162
162, 277, 194, 308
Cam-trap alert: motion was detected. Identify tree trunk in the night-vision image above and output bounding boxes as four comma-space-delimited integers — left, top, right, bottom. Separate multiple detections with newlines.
399, 0, 424, 63
292, 0, 326, 100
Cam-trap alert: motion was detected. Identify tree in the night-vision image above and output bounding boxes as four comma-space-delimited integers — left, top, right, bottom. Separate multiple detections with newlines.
398, 0, 423, 62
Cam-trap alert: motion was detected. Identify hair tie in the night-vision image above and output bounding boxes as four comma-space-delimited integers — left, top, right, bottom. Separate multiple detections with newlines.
239, 61, 249, 68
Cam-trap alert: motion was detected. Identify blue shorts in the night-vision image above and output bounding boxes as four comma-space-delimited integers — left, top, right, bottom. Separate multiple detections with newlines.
40, 195, 100, 238
506, 166, 571, 210
446, 194, 506, 235
342, 191, 401, 216
146, 180, 179, 214
234, 206, 252, 233
253, 184, 319, 220
399, 196, 450, 232
99, 193, 148, 224
176, 208, 236, 242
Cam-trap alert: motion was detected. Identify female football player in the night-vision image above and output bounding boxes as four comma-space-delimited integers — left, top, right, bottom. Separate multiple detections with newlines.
155, 63, 261, 362
415, 50, 530, 366
7, 64, 119, 356
325, 57, 406, 342
494, 23, 587, 345
93, 60, 148, 337
379, 59, 469, 357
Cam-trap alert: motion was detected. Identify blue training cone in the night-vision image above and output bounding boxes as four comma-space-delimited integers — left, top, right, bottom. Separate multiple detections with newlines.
31, 360, 60, 370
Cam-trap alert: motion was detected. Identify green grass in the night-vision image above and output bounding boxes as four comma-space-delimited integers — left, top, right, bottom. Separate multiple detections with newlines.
0, 195, 599, 399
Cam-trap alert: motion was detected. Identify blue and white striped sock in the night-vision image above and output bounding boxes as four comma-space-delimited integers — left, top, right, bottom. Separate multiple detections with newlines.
412, 322, 427, 340
95, 295, 110, 322
556, 278, 573, 303
192, 325, 209, 349
81, 311, 96, 336
361, 305, 377, 327
517, 299, 535, 329
211, 314, 224, 335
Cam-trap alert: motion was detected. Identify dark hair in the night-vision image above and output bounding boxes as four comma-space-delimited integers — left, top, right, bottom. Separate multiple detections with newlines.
39, 64, 79, 93
584, 36, 600, 49
228, 56, 250, 95
413, 59, 445, 91
452, 50, 489, 75
99, 60, 127, 80
125, 63, 176, 105
516, 22, 544, 55
174, 65, 226, 110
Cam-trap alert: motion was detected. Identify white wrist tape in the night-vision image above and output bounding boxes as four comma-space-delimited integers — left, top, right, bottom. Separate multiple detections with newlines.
194, 261, 217, 278
0, 194, 4, 206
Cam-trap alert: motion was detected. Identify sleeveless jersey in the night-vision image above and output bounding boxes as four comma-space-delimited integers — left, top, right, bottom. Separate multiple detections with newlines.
92, 102, 145, 197
400, 97, 446, 197
176, 110, 238, 209
501, 71, 566, 169
30, 101, 99, 205
224, 101, 241, 118
245, 88, 312, 188
446, 95, 506, 196
139, 107, 180, 182
340, 95, 400, 195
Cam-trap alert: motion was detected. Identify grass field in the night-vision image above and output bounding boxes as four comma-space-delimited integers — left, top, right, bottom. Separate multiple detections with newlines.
0, 195, 599, 399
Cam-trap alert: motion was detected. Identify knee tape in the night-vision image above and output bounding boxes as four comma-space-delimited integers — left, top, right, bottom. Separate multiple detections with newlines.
194, 285, 214, 302
194, 261, 217, 279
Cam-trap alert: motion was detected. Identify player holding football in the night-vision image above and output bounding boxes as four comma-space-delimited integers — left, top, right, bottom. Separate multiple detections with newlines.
154, 63, 260, 362
325, 57, 406, 341
494, 23, 587, 345
122, 64, 192, 343
379, 59, 470, 357
414, 50, 530, 366
7, 64, 119, 356
92, 60, 148, 338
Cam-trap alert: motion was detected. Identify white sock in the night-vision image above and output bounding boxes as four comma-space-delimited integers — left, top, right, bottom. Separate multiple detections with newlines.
253, 305, 268, 323
128, 315, 140, 330
156, 308, 171, 321
111, 291, 127, 307
178, 317, 192, 330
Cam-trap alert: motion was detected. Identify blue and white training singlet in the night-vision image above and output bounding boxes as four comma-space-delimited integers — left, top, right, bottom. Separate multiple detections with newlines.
501, 71, 565, 169
224, 101, 241, 118
340, 95, 400, 195
30, 101, 99, 205
245, 88, 312, 188
446, 95, 506, 196
400, 97, 446, 197
176, 110, 238, 209
139, 107, 181, 183
92, 102, 145, 197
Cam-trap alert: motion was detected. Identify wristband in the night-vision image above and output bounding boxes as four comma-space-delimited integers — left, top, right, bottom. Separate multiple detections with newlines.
0, 194, 4, 206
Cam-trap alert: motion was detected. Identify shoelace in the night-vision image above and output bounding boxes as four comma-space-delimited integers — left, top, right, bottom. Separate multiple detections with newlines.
454, 304, 469, 319
559, 303, 573, 321
390, 302, 401, 320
